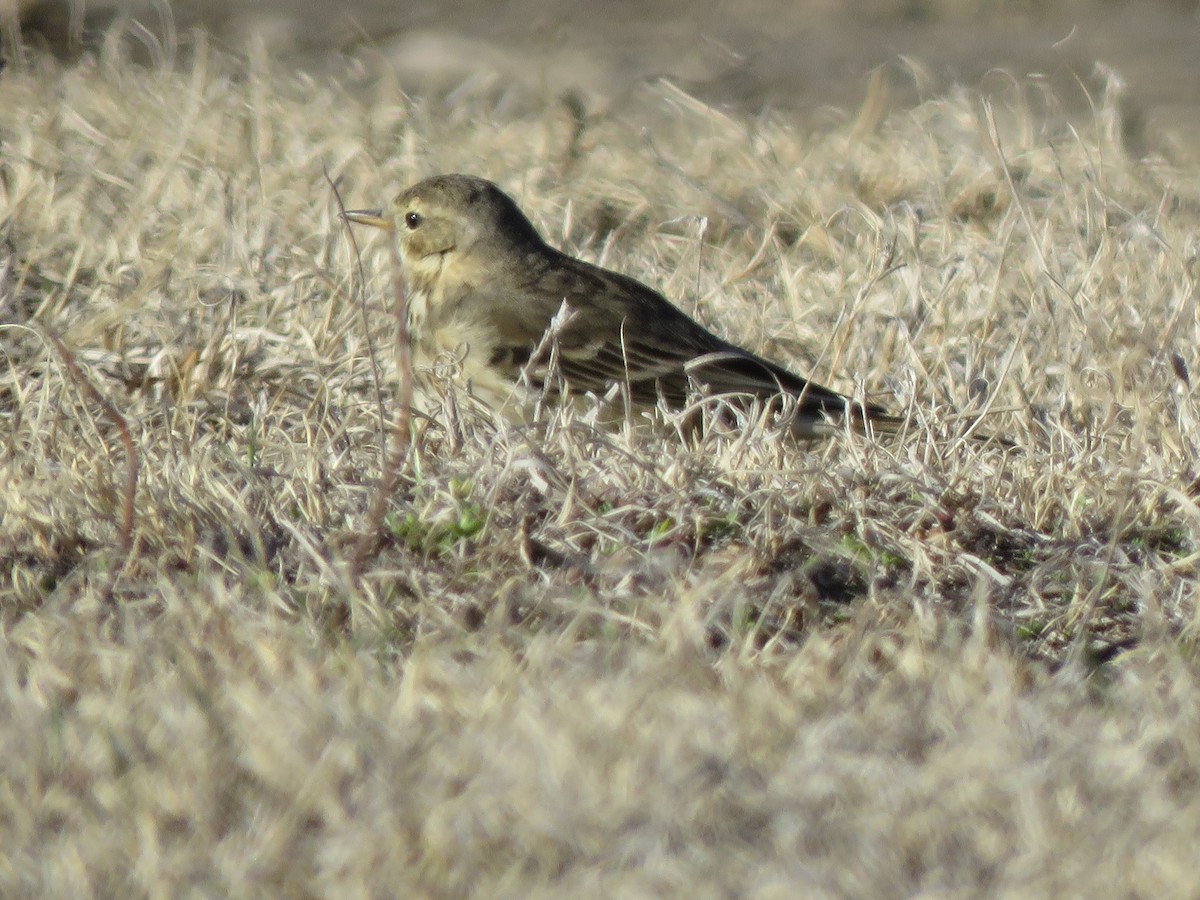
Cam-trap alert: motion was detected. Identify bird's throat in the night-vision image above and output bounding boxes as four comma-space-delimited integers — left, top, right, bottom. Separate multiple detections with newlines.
403, 254, 447, 332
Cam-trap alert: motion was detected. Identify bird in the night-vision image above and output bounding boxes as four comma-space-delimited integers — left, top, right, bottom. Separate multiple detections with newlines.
343, 173, 905, 439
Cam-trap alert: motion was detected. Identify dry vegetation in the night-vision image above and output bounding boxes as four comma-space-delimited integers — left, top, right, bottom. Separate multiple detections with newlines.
4, 24, 1200, 897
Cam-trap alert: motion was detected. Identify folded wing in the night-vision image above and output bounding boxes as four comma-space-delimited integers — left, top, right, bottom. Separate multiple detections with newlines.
503, 252, 894, 428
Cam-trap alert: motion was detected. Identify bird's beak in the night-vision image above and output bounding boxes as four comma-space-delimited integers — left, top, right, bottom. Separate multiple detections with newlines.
342, 208, 394, 231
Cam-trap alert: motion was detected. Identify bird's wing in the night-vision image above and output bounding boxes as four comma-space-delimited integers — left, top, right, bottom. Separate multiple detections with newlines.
491, 253, 889, 422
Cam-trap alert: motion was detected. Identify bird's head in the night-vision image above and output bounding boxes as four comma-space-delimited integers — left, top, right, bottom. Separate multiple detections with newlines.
344, 174, 545, 284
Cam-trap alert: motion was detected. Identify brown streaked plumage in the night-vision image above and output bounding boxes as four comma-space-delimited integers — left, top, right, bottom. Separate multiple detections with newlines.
345, 173, 904, 438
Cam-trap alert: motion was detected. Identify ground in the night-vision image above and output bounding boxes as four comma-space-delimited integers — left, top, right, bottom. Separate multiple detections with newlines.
3, 2, 1200, 896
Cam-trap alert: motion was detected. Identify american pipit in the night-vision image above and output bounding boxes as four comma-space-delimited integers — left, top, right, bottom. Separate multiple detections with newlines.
345, 173, 903, 438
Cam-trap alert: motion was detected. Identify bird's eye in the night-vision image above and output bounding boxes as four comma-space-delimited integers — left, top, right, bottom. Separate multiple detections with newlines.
404, 211, 422, 230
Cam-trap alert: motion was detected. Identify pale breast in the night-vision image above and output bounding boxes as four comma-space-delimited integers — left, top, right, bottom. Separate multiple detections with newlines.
402, 287, 523, 419
400, 249, 538, 419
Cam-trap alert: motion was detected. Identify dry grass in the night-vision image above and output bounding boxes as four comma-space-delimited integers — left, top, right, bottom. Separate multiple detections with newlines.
3, 25, 1200, 896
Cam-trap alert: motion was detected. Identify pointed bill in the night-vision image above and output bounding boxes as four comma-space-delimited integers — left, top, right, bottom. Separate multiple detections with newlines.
342, 208, 394, 231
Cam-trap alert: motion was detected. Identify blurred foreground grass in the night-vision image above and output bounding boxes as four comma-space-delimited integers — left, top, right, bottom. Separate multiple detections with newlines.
3, 27, 1200, 896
